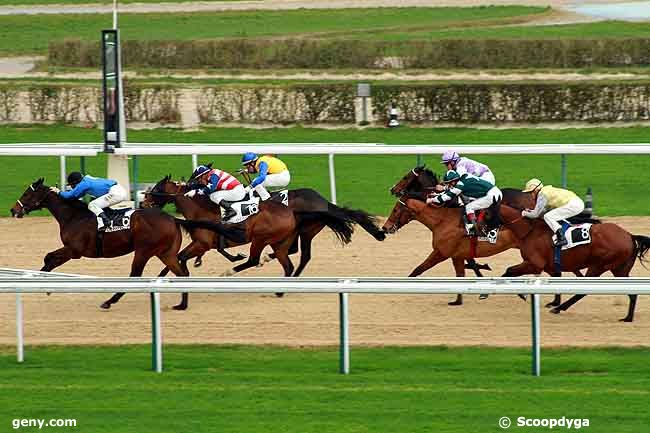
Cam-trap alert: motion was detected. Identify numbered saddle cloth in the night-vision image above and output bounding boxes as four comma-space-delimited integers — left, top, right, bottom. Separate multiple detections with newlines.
559, 223, 592, 250
103, 208, 136, 233
270, 189, 289, 206
478, 227, 500, 244
224, 190, 290, 224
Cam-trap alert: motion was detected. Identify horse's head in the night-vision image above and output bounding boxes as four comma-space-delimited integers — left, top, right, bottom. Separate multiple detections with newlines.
142, 175, 180, 208
390, 166, 439, 197
382, 199, 416, 234
11, 178, 51, 218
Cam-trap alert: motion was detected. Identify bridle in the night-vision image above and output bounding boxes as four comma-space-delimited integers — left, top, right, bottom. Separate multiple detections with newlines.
16, 184, 48, 214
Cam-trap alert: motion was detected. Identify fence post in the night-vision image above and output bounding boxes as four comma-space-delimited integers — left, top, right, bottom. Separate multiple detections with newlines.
150, 292, 162, 373
328, 154, 337, 204
192, 154, 198, 171
561, 154, 568, 188
339, 291, 349, 374
16, 293, 23, 363
132, 155, 139, 207
59, 155, 66, 188
531, 292, 541, 376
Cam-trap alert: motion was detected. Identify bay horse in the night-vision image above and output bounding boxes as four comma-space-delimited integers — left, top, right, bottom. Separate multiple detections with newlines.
143, 176, 385, 309
384, 195, 522, 305
492, 203, 650, 322
9, 178, 246, 310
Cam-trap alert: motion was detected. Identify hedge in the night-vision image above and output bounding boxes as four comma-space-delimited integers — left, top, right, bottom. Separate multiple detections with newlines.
50, 38, 650, 69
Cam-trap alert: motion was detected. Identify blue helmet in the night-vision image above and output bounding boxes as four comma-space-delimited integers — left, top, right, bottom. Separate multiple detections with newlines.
242, 152, 258, 166
190, 164, 211, 181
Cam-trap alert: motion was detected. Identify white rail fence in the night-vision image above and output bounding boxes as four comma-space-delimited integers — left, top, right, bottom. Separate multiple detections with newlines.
2, 272, 649, 376
3, 143, 650, 205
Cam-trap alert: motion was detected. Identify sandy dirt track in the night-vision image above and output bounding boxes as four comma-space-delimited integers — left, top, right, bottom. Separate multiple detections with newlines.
1, 216, 650, 348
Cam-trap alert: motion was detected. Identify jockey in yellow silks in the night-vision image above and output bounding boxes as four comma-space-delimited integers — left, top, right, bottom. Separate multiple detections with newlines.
522, 178, 585, 247
241, 152, 290, 201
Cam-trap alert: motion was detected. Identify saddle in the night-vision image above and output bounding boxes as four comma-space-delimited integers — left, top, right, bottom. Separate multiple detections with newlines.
102, 208, 135, 233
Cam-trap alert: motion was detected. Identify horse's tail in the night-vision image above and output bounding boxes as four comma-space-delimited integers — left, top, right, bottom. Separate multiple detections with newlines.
174, 218, 247, 244
633, 235, 650, 267
330, 204, 386, 241
296, 210, 356, 245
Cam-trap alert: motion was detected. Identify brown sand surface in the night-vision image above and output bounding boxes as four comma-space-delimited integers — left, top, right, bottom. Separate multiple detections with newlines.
1, 216, 649, 347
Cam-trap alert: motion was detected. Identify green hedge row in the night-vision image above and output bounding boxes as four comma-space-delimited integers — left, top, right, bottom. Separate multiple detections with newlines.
50, 38, 650, 69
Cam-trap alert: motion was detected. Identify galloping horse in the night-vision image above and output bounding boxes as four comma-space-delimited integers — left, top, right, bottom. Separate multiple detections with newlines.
492, 204, 650, 322
10, 178, 244, 310
143, 176, 385, 309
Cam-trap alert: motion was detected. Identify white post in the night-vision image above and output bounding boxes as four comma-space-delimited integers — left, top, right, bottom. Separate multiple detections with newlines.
531, 293, 541, 376
150, 292, 162, 373
16, 293, 23, 363
192, 154, 198, 170
328, 153, 337, 205
59, 155, 66, 188
339, 292, 349, 374
112, 0, 118, 29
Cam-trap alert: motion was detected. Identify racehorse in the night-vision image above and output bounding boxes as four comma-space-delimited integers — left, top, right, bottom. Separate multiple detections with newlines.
9, 178, 245, 310
491, 203, 650, 322
143, 176, 385, 309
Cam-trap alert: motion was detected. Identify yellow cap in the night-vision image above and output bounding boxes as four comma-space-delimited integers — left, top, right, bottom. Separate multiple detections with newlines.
523, 178, 544, 192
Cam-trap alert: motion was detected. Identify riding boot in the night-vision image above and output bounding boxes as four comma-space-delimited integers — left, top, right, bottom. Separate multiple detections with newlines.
554, 228, 568, 247
97, 212, 110, 232
221, 201, 236, 221
465, 212, 477, 236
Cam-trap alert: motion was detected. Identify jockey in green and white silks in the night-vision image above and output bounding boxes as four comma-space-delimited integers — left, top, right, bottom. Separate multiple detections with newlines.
427, 170, 502, 235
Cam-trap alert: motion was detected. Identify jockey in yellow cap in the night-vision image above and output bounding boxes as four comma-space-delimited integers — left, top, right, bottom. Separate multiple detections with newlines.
241, 152, 290, 201
522, 179, 585, 247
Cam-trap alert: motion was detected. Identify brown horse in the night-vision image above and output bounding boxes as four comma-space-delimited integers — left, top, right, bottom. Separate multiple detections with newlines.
383, 196, 522, 305
492, 203, 650, 322
143, 176, 384, 308
9, 178, 244, 310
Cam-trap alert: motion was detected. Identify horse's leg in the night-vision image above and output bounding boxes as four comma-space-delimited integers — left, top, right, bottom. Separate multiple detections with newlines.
171, 241, 215, 310
215, 235, 247, 263
101, 251, 152, 310
551, 266, 604, 315
271, 235, 296, 278
408, 250, 447, 278
222, 239, 266, 276
40, 246, 75, 272
448, 258, 466, 306
502, 261, 541, 277
292, 223, 324, 277
612, 254, 638, 322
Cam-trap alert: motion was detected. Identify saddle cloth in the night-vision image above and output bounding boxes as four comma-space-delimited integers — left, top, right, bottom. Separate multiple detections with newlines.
103, 208, 136, 233
224, 189, 289, 224
558, 222, 592, 250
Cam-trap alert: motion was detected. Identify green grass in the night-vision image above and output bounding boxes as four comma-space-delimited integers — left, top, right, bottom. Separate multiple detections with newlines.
374, 20, 650, 41
2, 124, 650, 218
0, 345, 649, 433
0, 0, 252, 4
0, 6, 547, 55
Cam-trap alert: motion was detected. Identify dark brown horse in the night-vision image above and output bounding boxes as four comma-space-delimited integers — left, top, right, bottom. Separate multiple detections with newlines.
492, 203, 650, 322
143, 176, 385, 309
9, 178, 244, 310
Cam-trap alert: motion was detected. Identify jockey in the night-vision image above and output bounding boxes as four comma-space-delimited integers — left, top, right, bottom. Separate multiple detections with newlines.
521, 178, 585, 247
241, 152, 290, 201
427, 170, 502, 235
185, 164, 246, 220
440, 150, 495, 185
51, 172, 129, 231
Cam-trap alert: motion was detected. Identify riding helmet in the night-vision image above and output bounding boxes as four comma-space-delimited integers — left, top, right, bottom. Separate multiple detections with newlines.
67, 171, 83, 186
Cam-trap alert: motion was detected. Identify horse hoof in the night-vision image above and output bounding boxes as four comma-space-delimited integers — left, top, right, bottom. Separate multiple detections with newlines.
518, 294, 527, 302
479, 294, 489, 300
275, 292, 285, 298
193, 259, 202, 268
100, 302, 111, 310
448, 300, 463, 306
172, 304, 187, 311
550, 307, 561, 315
620, 317, 634, 323
236, 253, 247, 260
545, 301, 560, 308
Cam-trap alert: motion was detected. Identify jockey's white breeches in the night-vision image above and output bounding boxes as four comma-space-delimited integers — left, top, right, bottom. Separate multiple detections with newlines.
465, 187, 502, 215
479, 171, 496, 185
209, 184, 246, 204
543, 198, 585, 232
88, 184, 129, 216
253, 170, 291, 200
